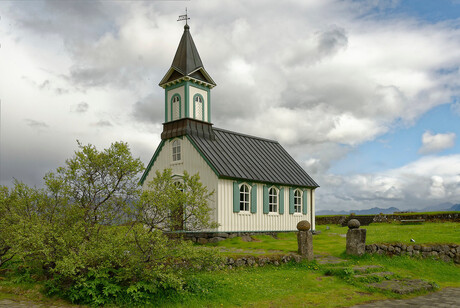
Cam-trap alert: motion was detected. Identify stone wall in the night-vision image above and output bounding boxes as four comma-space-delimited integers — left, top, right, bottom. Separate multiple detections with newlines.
180, 231, 290, 244
224, 254, 302, 269
316, 212, 460, 225
365, 243, 460, 264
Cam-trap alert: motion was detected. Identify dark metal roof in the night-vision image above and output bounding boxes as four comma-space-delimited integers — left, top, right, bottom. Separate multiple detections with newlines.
188, 128, 319, 188
159, 24, 216, 86
172, 24, 203, 76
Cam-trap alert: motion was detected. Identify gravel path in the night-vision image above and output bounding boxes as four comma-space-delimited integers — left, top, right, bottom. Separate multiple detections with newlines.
351, 287, 460, 307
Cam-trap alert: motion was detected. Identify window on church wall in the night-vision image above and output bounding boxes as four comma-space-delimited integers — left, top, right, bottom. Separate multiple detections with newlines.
269, 187, 278, 213
194, 95, 203, 121
172, 95, 180, 120
172, 139, 181, 161
239, 184, 250, 212
294, 189, 302, 213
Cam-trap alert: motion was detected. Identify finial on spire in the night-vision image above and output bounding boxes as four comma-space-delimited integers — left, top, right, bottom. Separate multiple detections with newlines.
177, 8, 190, 27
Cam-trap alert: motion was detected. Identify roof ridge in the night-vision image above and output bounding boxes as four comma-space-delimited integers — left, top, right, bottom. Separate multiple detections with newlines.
213, 127, 278, 143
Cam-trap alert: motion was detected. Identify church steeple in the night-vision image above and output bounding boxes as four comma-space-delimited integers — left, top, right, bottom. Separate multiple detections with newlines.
159, 24, 215, 87
159, 22, 216, 140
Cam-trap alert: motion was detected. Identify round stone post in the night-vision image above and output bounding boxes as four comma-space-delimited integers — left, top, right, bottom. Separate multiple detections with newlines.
297, 220, 313, 261
346, 219, 366, 256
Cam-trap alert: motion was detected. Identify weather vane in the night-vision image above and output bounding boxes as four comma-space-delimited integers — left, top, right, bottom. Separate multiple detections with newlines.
177, 8, 190, 25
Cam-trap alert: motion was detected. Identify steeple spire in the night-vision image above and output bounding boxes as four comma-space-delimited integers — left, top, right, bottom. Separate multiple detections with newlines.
159, 21, 215, 88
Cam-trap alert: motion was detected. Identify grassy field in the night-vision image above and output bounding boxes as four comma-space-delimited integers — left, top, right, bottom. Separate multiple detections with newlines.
210, 222, 459, 256
1, 221, 459, 307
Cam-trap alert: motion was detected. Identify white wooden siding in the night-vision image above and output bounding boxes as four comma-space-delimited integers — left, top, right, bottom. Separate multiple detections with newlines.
217, 179, 314, 232
311, 189, 316, 230
142, 137, 219, 226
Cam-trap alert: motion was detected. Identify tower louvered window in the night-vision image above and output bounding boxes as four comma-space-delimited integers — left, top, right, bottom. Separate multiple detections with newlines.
172, 95, 180, 120
194, 95, 203, 121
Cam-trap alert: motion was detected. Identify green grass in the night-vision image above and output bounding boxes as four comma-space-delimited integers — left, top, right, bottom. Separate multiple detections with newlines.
1, 222, 459, 307
209, 222, 459, 257
156, 263, 388, 308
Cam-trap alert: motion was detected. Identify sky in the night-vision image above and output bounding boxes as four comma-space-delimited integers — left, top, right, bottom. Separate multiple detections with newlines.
0, 0, 459, 211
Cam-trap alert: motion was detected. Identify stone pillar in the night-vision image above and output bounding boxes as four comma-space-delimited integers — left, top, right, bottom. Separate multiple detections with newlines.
346, 219, 366, 256
297, 220, 313, 261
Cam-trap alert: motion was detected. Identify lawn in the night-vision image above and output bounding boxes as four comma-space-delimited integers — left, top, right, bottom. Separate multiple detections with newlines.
1, 221, 459, 307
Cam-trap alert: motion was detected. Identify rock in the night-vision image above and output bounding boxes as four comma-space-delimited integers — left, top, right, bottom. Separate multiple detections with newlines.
440, 254, 451, 263
241, 235, 252, 242
347, 219, 360, 229
413, 245, 421, 250
208, 237, 225, 243
297, 220, 311, 231
197, 238, 208, 244
235, 258, 245, 267
421, 246, 432, 252
326, 226, 330, 230
346, 228, 366, 256
407, 245, 413, 252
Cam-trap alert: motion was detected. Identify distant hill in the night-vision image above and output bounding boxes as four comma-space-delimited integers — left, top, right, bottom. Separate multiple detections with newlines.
317, 203, 460, 216
449, 204, 460, 211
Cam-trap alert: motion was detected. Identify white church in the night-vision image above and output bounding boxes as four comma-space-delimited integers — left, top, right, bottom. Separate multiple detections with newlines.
140, 22, 319, 233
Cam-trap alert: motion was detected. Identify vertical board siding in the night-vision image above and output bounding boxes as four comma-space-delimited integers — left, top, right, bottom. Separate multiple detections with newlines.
311, 189, 316, 231
142, 138, 219, 227
218, 179, 312, 232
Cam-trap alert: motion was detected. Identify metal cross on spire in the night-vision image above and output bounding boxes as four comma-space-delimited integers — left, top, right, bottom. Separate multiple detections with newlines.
177, 8, 190, 25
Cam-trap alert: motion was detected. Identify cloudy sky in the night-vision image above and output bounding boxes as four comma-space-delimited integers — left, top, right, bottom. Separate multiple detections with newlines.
1, 0, 460, 211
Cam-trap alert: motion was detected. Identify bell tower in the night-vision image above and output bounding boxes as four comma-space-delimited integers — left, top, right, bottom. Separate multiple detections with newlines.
159, 23, 216, 127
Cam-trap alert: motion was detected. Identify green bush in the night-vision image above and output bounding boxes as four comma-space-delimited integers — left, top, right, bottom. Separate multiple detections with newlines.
0, 141, 223, 306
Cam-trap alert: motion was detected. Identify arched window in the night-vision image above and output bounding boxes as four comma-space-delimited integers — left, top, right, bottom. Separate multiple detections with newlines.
269, 187, 278, 213
171, 95, 180, 120
172, 139, 181, 161
239, 184, 250, 212
194, 94, 204, 121
294, 190, 302, 213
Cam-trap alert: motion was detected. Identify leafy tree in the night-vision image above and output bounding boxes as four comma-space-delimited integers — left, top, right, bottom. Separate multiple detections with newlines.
49, 140, 144, 226
1, 141, 224, 306
136, 169, 218, 232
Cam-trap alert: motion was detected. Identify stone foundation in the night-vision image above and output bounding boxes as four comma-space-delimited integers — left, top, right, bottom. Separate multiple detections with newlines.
179, 231, 301, 244
224, 253, 303, 269
365, 243, 460, 264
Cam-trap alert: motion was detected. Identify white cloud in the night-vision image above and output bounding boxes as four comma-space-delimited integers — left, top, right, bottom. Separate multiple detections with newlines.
1, 0, 460, 211
419, 131, 456, 154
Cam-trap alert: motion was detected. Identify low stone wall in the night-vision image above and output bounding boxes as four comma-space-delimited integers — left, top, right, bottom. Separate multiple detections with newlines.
182, 231, 291, 244
365, 243, 460, 264
316, 216, 347, 225
374, 212, 460, 223
224, 254, 302, 269
317, 212, 460, 225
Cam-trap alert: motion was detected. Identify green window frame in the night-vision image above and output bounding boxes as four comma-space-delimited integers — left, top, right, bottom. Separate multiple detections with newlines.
233, 182, 257, 214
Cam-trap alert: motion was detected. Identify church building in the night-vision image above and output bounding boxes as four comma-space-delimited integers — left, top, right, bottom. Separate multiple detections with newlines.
140, 23, 319, 233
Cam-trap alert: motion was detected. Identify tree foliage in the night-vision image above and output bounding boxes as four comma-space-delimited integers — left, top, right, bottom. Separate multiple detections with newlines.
0, 141, 223, 306
136, 169, 218, 232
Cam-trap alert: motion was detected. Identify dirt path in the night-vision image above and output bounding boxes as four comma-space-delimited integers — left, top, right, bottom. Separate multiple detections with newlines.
351, 287, 460, 307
